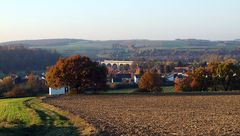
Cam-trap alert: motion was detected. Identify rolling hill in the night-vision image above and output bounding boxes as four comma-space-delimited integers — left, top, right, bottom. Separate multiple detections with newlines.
0, 39, 240, 59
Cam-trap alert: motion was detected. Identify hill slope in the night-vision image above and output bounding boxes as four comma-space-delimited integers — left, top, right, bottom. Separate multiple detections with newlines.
1, 39, 240, 59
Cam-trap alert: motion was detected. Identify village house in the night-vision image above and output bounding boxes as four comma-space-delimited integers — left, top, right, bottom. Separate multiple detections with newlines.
163, 74, 175, 86
174, 67, 191, 74
133, 75, 141, 84
111, 74, 132, 84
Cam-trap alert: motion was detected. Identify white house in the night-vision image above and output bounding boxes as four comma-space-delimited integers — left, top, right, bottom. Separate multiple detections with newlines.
49, 87, 68, 95
134, 75, 141, 84
166, 74, 174, 82
111, 74, 132, 84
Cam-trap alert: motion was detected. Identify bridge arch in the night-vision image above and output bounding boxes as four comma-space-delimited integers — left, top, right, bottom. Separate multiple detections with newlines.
101, 60, 133, 70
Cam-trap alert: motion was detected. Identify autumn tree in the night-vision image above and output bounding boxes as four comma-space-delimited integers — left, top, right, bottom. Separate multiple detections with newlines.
174, 75, 192, 92
45, 55, 107, 93
2, 73, 48, 98
207, 62, 220, 91
174, 60, 240, 92
135, 66, 144, 75
216, 62, 239, 91
138, 71, 162, 92
191, 67, 210, 91
0, 76, 14, 96
207, 61, 240, 91
174, 77, 182, 92
175, 68, 209, 92
190, 78, 200, 91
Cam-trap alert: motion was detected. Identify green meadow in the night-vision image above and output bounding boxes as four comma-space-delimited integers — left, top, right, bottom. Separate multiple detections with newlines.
0, 97, 80, 136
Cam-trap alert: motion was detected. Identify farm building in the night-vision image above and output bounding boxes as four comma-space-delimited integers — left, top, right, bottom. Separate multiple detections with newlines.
49, 87, 68, 95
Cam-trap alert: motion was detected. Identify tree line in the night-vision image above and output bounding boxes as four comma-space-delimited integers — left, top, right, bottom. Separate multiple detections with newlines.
0, 46, 60, 74
1, 54, 239, 98
131, 48, 240, 62
0, 74, 47, 98
175, 61, 240, 92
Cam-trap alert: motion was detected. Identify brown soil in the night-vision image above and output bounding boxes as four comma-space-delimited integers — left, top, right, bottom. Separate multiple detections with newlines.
44, 95, 240, 136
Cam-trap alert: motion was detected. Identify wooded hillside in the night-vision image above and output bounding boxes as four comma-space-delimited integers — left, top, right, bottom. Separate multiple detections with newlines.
0, 46, 60, 73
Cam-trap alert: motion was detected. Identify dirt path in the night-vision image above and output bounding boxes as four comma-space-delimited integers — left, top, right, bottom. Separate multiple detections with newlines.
24, 98, 80, 136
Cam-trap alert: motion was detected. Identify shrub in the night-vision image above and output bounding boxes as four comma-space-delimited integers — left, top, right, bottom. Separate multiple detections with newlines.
4, 85, 27, 98
3, 75, 48, 98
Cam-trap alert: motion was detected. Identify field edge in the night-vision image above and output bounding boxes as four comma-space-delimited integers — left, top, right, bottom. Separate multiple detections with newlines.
40, 97, 98, 136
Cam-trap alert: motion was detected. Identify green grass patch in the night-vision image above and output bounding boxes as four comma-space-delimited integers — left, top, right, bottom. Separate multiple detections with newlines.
162, 86, 175, 93
100, 88, 137, 94
0, 97, 38, 127
0, 97, 86, 136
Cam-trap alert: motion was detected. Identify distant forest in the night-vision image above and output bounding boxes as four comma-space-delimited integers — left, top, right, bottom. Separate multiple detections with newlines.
0, 46, 60, 73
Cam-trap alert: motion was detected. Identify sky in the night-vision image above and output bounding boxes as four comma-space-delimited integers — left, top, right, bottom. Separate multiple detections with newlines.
0, 0, 240, 42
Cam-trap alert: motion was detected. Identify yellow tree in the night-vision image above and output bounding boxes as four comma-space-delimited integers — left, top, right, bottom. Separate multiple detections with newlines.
191, 67, 209, 91
207, 62, 220, 91
138, 71, 162, 92
216, 62, 239, 91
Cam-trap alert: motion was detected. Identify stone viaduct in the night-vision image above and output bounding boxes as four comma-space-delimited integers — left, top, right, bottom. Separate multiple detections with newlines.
100, 60, 133, 70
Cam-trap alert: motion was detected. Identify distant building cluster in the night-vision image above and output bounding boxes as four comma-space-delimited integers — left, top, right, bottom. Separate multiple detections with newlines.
100, 60, 192, 86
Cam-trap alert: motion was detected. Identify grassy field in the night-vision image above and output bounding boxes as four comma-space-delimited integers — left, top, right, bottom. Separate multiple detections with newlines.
0, 98, 38, 128
30, 40, 239, 57
0, 97, 95, 136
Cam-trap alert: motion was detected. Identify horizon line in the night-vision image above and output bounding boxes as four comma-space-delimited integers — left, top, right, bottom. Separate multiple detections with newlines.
1, 37, 240, 43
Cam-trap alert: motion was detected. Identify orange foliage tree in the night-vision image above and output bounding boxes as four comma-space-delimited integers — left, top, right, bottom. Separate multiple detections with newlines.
138, 71, 162, 92
174, 76, 192, 92
190, 78, 200, 91
45, 55, 108, 93
174, 77, 182, 92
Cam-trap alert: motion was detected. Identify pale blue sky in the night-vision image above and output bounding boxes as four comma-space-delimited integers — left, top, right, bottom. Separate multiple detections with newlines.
0, 0, 240, 42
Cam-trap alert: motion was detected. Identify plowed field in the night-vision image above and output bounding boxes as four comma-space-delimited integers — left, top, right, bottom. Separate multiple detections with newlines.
45, 95, 240, 135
